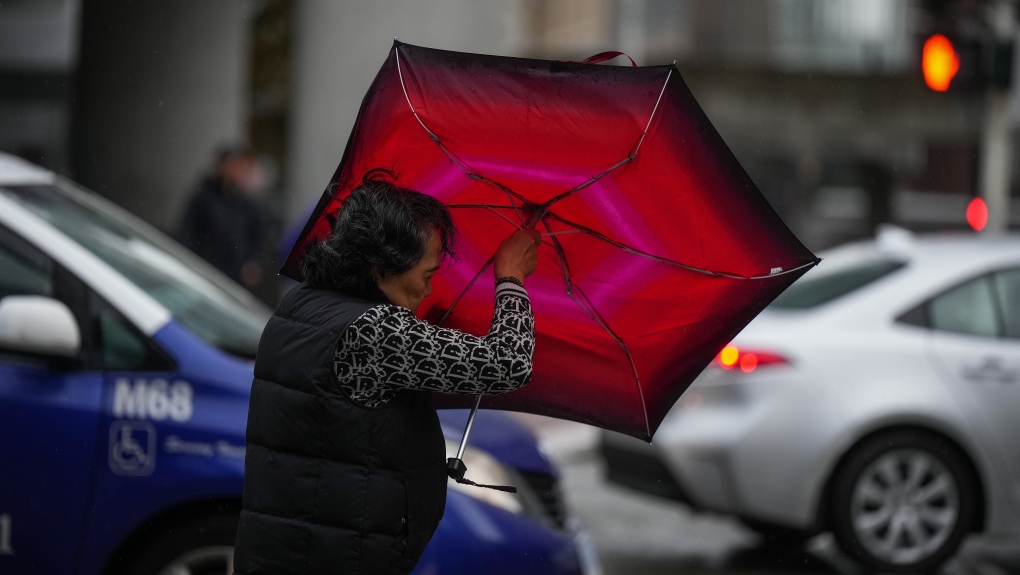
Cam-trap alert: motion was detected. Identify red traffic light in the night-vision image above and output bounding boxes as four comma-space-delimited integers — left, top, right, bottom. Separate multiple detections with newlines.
966, 197, 987, 231
923, 34, 960, 91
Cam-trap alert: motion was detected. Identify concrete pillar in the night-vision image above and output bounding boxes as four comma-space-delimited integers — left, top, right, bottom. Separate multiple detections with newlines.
980, 0, 1016, 233
981, 91, 1012, 233
286, 0, 516, 222
74, 0, 252, 232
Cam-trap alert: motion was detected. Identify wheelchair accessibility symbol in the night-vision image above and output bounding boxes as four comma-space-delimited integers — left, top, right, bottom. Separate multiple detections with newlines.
109, 421, 156, 476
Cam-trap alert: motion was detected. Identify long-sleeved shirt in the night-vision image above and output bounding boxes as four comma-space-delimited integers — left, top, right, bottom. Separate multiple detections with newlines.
333, 282, 535, 408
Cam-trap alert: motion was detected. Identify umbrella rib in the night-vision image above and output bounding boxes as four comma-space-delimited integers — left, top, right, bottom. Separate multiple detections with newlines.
545, 212, 741, 278
747, 259, 819, 279
631, 66, 673, 158
466, 174, 530, 226
448, 204, 525, 230
394, 46, 443, 150
545, 212, 816, 279
542, 223, 650, 439
541, 67, 673, 210
394, 46, 527, 227
541, 220, 573, 291
571, 282, 650, 439
436, 255, 495, 327
447, 203, 520, 209
541, 230, 583, 237
540, 156, 634, 209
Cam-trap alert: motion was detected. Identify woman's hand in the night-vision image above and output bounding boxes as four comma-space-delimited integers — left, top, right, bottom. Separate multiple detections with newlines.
493, 229, 541, 282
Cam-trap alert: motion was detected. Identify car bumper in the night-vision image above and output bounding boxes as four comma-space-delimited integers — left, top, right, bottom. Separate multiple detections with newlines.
600, 427, 741, 515
603, 367, 836, 528
599, 431, 691, 505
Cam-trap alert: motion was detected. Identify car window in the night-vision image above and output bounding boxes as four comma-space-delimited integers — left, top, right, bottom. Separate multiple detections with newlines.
0, 184, 269, 358
0, 227, 65, 366
0, 226, 53, 299
769, 259, 904, 310
97, 302, 172, 371
929, 275, 1000, 338
993, 269, 1020, 339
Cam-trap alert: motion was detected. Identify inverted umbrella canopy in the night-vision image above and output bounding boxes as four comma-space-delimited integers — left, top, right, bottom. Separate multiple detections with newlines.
283, 41, 818, 441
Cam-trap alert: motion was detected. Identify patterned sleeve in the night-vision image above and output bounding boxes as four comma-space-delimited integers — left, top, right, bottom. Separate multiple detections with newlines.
334, 283, 535, 408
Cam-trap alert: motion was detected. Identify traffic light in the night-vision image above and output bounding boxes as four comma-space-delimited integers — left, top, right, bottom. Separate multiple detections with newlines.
919, 0, 1013, 92
919, 32, 984, 92
918, 33, 1012, 92
922, 34, 959, 91
966, 197, 988, 231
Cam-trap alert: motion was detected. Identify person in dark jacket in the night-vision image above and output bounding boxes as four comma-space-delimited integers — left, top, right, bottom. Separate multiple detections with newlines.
177, 145, 270, 291
233, 174, 541, 575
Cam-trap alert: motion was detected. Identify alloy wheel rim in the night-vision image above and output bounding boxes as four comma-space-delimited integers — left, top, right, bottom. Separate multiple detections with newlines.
850, 448, 959, 565
157, 545, 234, 575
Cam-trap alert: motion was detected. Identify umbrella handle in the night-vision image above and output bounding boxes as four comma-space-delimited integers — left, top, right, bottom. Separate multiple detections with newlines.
581, 51, 637, 67
455, 394, 482, 461
446, 395, 518, 493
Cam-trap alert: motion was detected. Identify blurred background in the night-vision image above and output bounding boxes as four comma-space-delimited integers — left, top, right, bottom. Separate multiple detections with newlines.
3, 1, 1020, 574
3, 0, 1017, 304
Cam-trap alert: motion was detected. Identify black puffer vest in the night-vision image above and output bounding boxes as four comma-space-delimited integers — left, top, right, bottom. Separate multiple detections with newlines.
234, 285, 448, 574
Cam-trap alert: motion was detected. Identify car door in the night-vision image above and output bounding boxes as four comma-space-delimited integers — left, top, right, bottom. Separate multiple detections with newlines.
0, 226, 104, 574
924, 269, 1020, 515
89, 292, 179, 483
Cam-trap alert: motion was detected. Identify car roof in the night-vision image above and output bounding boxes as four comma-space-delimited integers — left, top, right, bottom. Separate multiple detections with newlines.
0, 153, 173, 335
825, 231, 1020, 277
903, 234, 1020, 262
763, 230, 1020, 326
0, 153, 56, 186
824, 226, 1020, 261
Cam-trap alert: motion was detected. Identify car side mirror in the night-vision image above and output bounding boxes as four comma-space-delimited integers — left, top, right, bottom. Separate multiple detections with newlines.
0, 295, 81, 359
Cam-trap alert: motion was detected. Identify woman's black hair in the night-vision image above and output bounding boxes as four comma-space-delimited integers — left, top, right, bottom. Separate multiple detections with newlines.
301, 170, 456, 300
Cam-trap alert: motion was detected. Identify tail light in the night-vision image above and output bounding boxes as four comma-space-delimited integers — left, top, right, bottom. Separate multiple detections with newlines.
713, 344, 788, 373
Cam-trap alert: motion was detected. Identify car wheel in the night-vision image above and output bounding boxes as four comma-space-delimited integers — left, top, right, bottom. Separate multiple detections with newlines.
121, 513, 238, 575
740, 517, 812, 549
830, 430, 978, 574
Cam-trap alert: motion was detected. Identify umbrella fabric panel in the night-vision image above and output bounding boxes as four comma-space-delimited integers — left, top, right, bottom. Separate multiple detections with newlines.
548, 72, 813, 280
393, 44, 667, 191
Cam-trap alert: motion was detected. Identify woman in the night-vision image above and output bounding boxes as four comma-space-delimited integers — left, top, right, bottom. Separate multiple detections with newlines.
233, 175, 540, 575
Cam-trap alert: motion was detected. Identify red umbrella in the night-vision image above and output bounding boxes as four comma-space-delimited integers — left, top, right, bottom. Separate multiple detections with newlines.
283, 41, 818, 443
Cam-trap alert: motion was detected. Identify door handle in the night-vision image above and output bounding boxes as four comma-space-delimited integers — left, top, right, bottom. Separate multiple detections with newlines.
962, 357, 1018, 383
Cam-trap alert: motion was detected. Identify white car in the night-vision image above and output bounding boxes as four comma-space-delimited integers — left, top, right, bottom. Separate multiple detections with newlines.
602, 227, 1020, 573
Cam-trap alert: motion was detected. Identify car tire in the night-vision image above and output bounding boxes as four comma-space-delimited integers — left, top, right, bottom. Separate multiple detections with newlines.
829, 429, 978, 574
120, 512, 238, 575
740, 517, 812, 549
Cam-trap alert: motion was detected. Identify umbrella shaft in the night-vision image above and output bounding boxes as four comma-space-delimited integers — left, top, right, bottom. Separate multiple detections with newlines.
456, 395, 483, 460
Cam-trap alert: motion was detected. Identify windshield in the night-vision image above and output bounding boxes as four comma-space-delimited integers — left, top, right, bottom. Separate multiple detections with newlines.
769, 257, 905, 310
1, 183, 270, 358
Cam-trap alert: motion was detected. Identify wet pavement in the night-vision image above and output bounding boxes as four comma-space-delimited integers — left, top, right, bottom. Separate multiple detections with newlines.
512, 415, 1020, 575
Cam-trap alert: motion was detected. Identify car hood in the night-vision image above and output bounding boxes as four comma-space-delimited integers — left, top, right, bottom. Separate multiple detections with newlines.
440, 410, 557, 476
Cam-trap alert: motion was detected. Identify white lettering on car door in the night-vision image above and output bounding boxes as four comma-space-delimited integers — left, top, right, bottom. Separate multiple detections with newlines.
112, 378, 193, 422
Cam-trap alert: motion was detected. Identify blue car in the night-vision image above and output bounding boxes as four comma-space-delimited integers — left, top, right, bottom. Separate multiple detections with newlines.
0, 153, 599, 575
